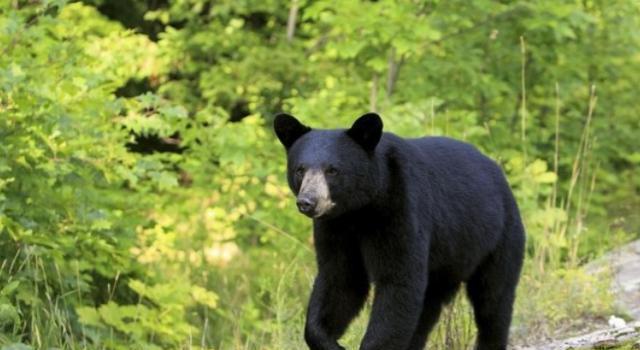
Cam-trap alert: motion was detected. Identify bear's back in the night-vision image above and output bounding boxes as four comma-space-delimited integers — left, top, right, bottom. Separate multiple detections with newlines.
408, 136, 496, 169
402, 136, 505, 194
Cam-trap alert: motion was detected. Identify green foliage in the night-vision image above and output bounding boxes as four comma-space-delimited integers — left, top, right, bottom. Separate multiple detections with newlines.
1, 0, 638, 349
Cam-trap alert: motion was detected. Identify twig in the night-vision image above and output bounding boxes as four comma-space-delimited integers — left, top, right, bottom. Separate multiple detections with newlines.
246, 214, 312, 253
370, 74, 378, 112
286, 0, 299, 42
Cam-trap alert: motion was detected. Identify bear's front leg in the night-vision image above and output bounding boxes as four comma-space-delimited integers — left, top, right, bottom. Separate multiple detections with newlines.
305, 224, 370, 350
359, 279, 426, 350
359, 225, 428, 350
304, 270, 369, 350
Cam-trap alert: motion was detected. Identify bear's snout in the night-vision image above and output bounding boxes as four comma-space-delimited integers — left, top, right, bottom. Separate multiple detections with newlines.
297, 169, 336, 218
296, 196, 317, 216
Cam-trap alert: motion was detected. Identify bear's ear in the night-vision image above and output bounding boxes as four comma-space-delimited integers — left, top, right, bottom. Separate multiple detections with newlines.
347, 113, 383, 151
274, 113, 311, 149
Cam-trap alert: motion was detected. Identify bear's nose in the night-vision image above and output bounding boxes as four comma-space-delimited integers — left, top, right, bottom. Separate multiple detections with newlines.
296, 197, 316, 215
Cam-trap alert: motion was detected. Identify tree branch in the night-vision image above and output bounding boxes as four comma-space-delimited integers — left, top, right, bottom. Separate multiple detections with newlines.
386, 47, 405, 99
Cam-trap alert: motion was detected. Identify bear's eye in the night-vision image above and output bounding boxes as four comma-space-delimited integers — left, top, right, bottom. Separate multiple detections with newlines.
325, 167, 339, 176
295, 167, 305, 177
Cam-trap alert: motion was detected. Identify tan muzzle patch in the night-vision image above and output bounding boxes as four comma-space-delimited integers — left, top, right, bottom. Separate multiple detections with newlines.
299, 169, 336, 217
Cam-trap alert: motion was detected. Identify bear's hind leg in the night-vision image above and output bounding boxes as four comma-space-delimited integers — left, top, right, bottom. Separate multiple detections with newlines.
466, 237, 523, 350
404, 282, 460, 350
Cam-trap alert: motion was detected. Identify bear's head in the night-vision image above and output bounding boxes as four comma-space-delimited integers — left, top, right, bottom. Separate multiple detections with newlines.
274, 113, 384, 219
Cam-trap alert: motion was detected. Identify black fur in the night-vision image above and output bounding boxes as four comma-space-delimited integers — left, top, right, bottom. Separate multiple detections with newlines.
346, 113, 383, 152
274, 113, 312, 149
274, 113, 525, 350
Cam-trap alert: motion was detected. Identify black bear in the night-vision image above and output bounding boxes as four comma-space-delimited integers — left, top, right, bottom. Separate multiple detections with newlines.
273, 113, 525, 350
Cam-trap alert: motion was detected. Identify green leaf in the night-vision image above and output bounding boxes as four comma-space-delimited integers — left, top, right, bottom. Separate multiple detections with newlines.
76, 307, 102, 327
0, 343, 33, 350
190, 286, 218, 309
0, 303, 21, 327
534, 172, 558, 184
0, 281, 20, 297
